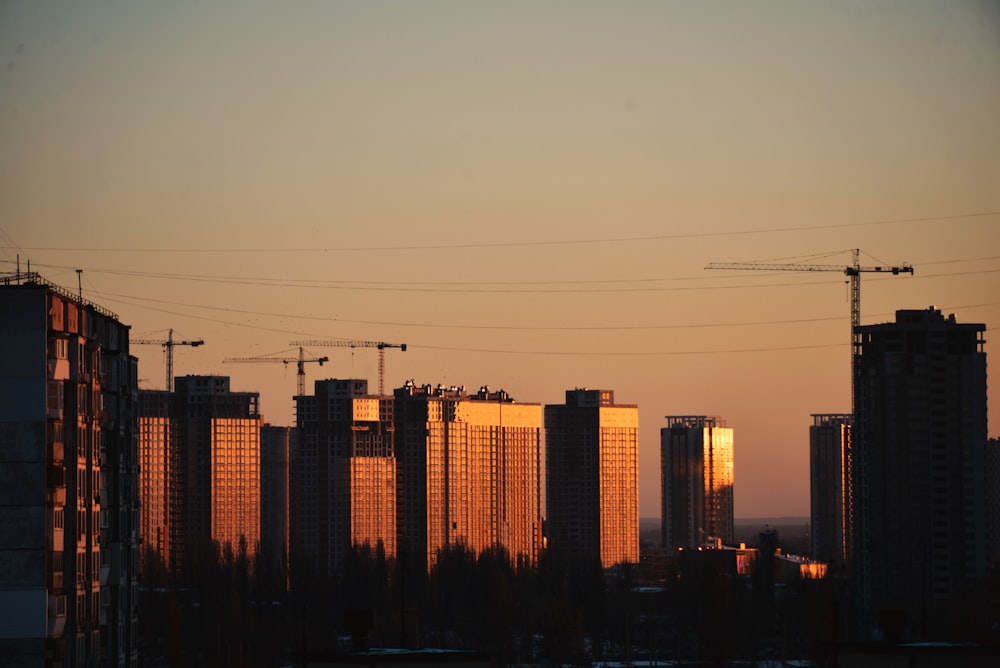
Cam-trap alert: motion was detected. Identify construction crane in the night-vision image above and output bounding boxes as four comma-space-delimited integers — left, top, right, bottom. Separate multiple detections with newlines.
223, 347, 329, 397
708, 249, 912, 620
289, 339, 407, 395
133, 328, 205, 392
706, 247, 913, 440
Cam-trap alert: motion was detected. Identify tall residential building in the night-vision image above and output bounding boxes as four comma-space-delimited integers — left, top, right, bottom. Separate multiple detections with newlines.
809, 413, 852, 566
988, 437, 1000, 570
854, 307, 988, 639
138, 375, 260, 578
291, 379, 396, 580
0, 275, 140, 667
260, 424, 291, 575
137, 391, 171, 566
660, 416, 734, 551
395, 382, 543, 572
545, 388, 639, 569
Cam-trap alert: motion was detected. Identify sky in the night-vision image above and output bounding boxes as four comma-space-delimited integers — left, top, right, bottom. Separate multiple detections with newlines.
2, 0, 999, 520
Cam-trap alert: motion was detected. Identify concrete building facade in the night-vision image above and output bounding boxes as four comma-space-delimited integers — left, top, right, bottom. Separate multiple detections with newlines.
395, 382, 543, 572
260, 424, 292, 578
853, 307, 989, 639
660, 416, 734, 551
809, 413, 852, 566
138, 375, 260, 579
291, 379, 396, 580
0, 275, 140, 667
545, 389, 639, 569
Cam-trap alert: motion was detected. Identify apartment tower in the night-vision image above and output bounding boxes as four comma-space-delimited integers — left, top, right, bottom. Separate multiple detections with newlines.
854, 307, 988, 639
291, 379, 396, 580
545, 389, 639, 569
394, 382, 543, 573
0, 275, 140, 666
809, 413, 852, 566
260, 424, 292, 580
660, 415, 734, 551
138, 375, 261, 579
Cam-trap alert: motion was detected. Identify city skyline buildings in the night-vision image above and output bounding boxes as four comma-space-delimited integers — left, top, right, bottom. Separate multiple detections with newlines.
3, 2, 997, 522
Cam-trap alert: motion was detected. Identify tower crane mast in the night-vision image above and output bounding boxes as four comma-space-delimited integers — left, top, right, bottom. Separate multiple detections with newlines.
289, 339, 407, 395
706, 249, 913, 373
133, 328, 205, 392
223, 348, 329, 397
708, 249, 913, 614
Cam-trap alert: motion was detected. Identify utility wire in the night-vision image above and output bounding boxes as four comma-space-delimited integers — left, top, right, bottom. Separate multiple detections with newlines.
13, 258, 1000, 294
15, 255, 999, 292
118, 295, 849, 357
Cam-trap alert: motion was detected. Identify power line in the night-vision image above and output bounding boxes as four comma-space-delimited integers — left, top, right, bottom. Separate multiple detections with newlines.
100, 289, 848, 330
16, 261, 1000, 294
103, 286, 1000, 338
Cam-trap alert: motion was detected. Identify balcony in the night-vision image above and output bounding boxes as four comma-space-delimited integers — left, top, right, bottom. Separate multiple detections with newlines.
48, 486, 66, 505
47, 595, 67, 638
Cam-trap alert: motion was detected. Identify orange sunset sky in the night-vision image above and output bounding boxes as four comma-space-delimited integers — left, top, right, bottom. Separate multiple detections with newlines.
2, 1, 998, 519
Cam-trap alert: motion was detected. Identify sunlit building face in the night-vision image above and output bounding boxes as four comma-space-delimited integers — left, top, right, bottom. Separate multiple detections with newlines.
138, 412, 171, 564
809, 414, 851, 566
395, 383, 543, 571
291, 379, 396, 578
545, 389, 640, 569
661, 416, 734, 551
210, 418, 260, 549
139, 376, 261, 576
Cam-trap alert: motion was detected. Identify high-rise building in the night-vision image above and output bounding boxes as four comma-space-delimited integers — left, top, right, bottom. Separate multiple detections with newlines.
291, 379, 396, 580
660, 415, 734, 551
988, 437, 1000, 571
138, 375, 260, 578
260, 424, 292, 577
809, 413, 852, 565
395, 382, 543, 572
0, 275, 140, 666
853, 307, 988, 639
138, 391, 171, 567
545, 388, 639, 569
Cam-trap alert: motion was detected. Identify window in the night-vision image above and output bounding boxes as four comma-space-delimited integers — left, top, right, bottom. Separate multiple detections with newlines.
47, 383, 64, 414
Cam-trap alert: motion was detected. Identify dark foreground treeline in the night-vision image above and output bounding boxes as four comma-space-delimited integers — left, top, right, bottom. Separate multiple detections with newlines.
138, 539, 1000, 667
141, 540, 621, 666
